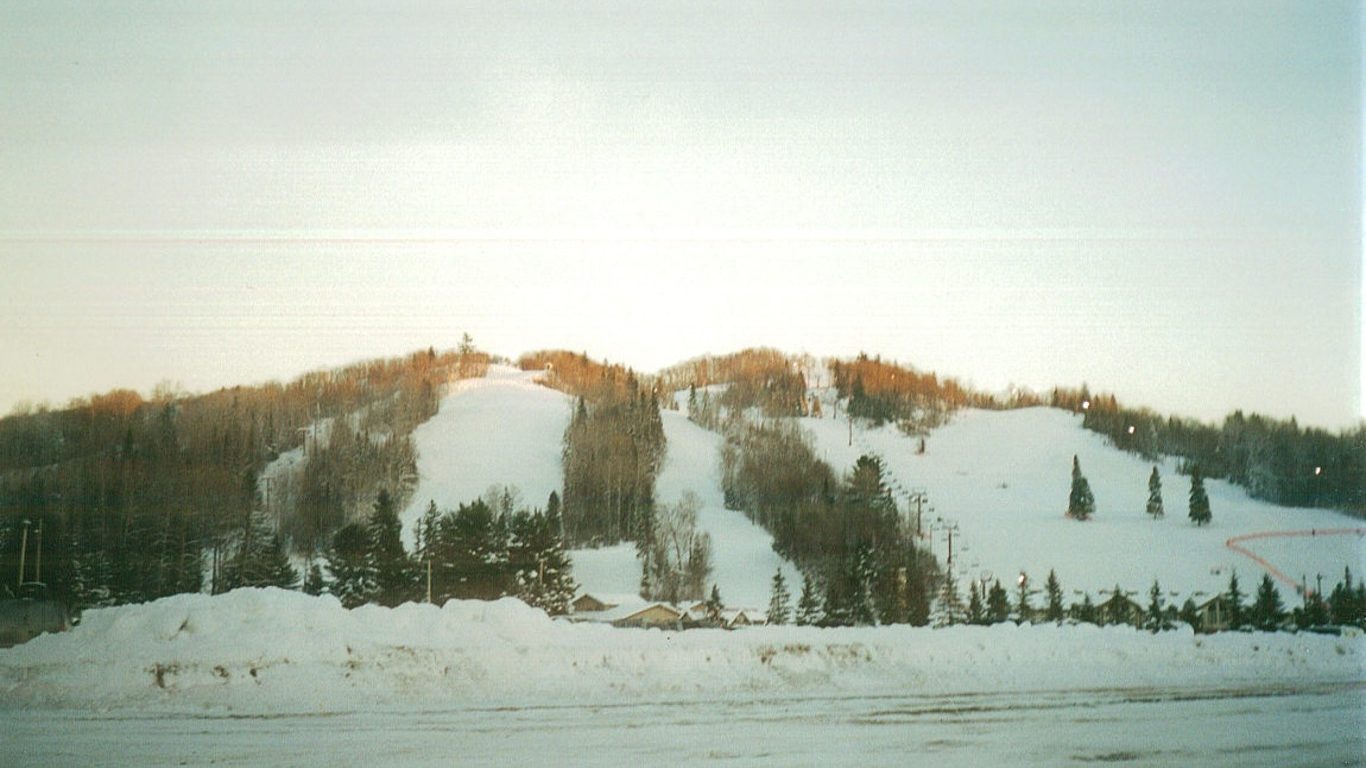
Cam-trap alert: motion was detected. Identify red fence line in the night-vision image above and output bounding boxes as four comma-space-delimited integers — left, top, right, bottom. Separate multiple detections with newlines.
1224, 528, 1366, 595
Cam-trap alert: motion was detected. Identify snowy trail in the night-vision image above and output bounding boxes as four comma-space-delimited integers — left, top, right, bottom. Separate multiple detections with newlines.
656, 410, 802, 609
5, 683, 1360, 767
399, 366, 571, 539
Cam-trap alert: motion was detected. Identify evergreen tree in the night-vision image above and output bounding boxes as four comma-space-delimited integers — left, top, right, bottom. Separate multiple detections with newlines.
767, 568, 792, 625
1146, 466, 1164, 519
326, 522, 377, 608
1014, 573, 1034, 624
1298, 589, 1329, 628
367, 488, 413, 607
848, 544, 880, 626
1067, 455, 1096, 520
302, 562, 325, 596
222, 510, 298, 590
1250, 573, 1285, 631
1328, 567, 1360, 626
1145, 580, 1171, 632
706, 583, 724, 621
1225, 570, 1246, 629
1188, 465, 1212, 526
1044, 569, 1065, 623
509, 507, 577, 615
796, 574, 822, 626
936, 568, 963, 627
1075, 593, 1097, 625
986, 579, 1010, 624
966, 581, 986, 625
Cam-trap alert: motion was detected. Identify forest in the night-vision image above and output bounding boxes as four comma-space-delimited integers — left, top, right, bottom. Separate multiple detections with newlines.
0, 343, 488, 608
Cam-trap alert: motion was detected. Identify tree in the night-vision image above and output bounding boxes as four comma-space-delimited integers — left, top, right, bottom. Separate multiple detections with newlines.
966, 581, 986, 625
767, 568, 791, 625
986, 579, 1010, 624
1145, 579, 1172, 632
509, 506, 577, 616
706, 584, 724, 621
1146, 466, 1164, 519
368, 488, 413, 607
796, 574, 822, 626
1188, 465, 1212, 526
1014, 573, 1034, 624
1067, 455, 1095, 520
1074, 593, 1097, 625
936, 568, 963, 627
1044, 570, 1065, 623
327, 522, 377, 608
1225, 570, 1246, 629
302, 562, 325, 596
1328, 567, 1361, 626
1250, 574, 1285, 631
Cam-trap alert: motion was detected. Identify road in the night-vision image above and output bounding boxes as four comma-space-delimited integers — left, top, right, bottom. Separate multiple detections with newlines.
8, 682, 1362, 767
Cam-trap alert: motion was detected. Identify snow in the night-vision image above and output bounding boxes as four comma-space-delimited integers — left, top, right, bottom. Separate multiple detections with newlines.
397, 365, 799, 608
657, 410, 802, 609
798, 406, 1366, 603
1, 588, 1359, 715
399, 366, 572, 537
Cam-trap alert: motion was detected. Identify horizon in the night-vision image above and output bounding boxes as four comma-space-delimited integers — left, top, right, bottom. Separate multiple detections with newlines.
2, 2, 1361, 429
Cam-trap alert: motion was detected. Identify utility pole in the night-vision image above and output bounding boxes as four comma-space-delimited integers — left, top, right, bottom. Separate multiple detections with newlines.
17, 519, 30, 587
33, 521, 42, 582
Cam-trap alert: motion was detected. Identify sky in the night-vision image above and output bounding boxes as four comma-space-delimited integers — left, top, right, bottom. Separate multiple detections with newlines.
1, 2, 1361, 429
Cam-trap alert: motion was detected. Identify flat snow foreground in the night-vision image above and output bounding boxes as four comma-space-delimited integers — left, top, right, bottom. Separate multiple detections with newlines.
1, 588, 1360, 715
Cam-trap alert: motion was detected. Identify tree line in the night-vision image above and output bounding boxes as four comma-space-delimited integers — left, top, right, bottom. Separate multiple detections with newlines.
1048, 386, 1365, 516
0, 344, 488, 609
720, 416, 939, 626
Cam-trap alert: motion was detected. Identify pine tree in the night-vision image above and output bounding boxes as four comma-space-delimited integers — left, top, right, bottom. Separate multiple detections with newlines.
327, 522, 377, 608
767, 568, 792, 625
848, 545, 880, 626
1145, 579, 1171, 632
1044, 570, 1065, 623
1146, 466, 1164, 519
1188, 465, 1212, 526
368, 488, 412, 607
966, 581, 986, 624
796, 574, 822, 626
1075, 593, 1096, 625
936, 568, 963, 627
1225, 570, 1246, 629
1067, 455, 1095, 520
1328, 567, 1359, 626
986, 579, 1010, 624
1299, 590, 1329, 628
1250, 574, 1285, 631
706, 584, 724, 621
303, 562, 325, 596
510, 508, 577, 615
1014, 574, 1034, 624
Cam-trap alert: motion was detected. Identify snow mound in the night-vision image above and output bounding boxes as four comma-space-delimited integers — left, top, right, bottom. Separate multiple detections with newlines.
1, 590, 1359, 715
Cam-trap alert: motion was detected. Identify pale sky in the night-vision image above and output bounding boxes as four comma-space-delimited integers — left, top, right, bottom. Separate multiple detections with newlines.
1, 2, 1361, 429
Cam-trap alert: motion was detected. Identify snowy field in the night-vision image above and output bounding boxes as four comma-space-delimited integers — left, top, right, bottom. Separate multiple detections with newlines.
1, 589, 1362, 766
800, 406, 1366, 603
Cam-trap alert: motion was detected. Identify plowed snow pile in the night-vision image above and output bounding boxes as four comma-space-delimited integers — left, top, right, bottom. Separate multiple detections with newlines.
1, 589, 1358, 714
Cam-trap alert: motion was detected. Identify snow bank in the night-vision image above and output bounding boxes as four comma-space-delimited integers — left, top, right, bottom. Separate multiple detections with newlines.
2, 589, 1359, 715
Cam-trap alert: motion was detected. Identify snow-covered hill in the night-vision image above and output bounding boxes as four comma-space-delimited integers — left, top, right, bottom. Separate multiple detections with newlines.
799, 406, 1364, 603
399, 366, 799, 608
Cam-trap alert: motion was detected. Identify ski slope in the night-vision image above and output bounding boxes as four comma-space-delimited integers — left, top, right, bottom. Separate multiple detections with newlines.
399, 366, 571, 536
399, 366, 798, 608
657, 409, 802, 608
800, 406, 1365, 603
